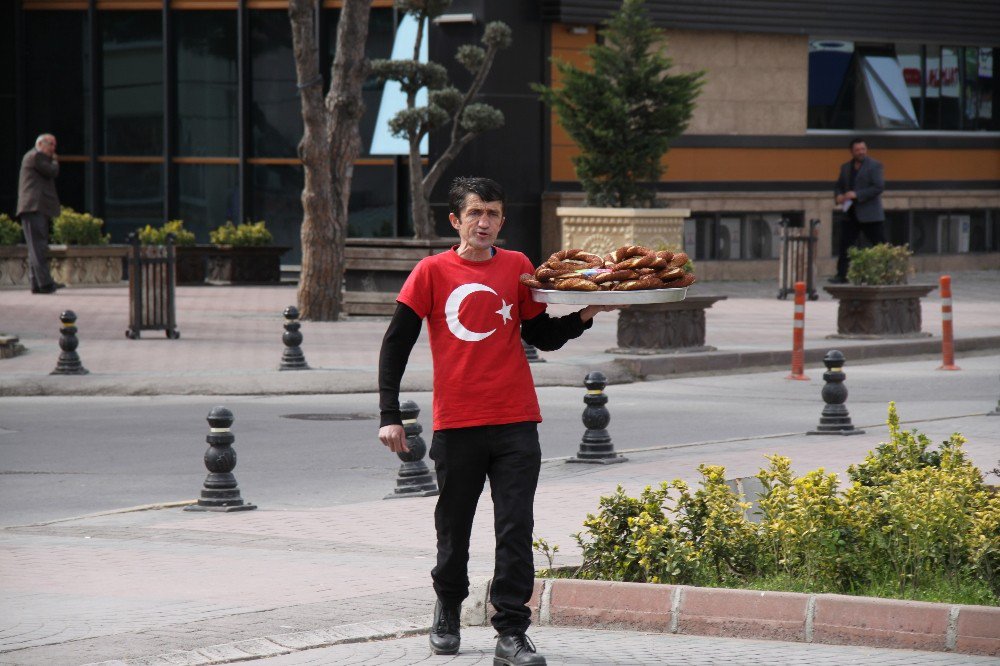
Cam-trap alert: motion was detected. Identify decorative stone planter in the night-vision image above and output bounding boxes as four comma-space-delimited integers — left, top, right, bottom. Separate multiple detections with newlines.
612, 295, 728, 353
0, 246, 30, 287
48, 245, 129, 285
824, 284, 937, 338
557, 207, 691, 255
343, 237, 456, 315
205, 246, 290, 284
174, 245, 214, 284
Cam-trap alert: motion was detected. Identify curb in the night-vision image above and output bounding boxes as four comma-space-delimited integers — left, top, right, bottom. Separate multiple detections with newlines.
83, 618, 428, 666
457, 578, 999, 657
614, 335, 1000, 378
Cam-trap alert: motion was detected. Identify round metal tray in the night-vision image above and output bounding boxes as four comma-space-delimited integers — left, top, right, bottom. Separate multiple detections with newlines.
530, 287, 688, 305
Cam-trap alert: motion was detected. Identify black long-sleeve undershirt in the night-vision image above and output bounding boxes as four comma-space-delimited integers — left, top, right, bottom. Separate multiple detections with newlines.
378, 302, 593, 427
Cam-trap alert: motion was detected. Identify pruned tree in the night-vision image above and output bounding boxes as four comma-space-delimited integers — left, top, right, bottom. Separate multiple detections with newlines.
370, 1, 512, 239
289, 0, 372, 320
533, 0, 703, 208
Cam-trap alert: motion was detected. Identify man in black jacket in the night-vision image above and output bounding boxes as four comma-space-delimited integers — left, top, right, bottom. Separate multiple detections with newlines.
17, 134, 63, 293
831, 138, 886, 283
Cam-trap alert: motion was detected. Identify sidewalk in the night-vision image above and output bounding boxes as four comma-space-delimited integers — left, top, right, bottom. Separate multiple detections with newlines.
1, 272, 999, 665
1, 271, 998, 396
1, 397, 998, 664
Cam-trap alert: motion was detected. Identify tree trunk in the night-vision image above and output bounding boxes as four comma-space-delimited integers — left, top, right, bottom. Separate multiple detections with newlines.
409, 137, 434, 239
289, 0, 371, 320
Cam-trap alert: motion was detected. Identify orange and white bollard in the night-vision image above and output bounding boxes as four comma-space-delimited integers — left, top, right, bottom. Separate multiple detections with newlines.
787, 281, 809, 380
938, 275, 960, 371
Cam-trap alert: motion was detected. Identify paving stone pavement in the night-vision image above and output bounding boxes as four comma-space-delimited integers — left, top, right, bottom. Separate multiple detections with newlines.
215, 626, 1000, 665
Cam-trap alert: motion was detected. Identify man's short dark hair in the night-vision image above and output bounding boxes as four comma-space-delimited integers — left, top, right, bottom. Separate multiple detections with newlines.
448, 177, 505, 218
850, 137, 867, 149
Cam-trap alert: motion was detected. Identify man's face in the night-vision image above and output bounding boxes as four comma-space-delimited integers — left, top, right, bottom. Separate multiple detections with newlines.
39, 136, 57, 156
450, 193, 504, 251
851, 142, 867, 162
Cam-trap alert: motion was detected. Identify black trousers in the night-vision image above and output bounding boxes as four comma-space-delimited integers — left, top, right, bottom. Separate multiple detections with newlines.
20, 211, 55, 290
429, 421, 541, 636
836, 213, 886, 280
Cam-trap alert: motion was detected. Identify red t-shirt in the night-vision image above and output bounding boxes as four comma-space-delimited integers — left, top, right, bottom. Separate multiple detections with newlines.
397, 246, 547, 431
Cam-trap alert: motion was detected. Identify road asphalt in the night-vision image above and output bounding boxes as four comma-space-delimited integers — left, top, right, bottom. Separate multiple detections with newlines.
1, 271, 998, 665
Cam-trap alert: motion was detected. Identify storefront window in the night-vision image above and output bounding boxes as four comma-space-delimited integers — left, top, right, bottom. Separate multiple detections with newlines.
250, 164, 304, 259
175, 12, 238, 156
102, 163, 163, 240
809, 42, 999, 131
24, 11, 90, 155
249, 11, 301, 158
102, 12, 163, 156
685, 212, 796, 260
174, 163, 238, 239
347, 164, 397, 238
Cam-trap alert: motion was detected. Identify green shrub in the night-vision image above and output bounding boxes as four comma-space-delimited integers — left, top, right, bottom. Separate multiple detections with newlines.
569, 403, 1000, 604
137, 220, 196, 247
846, 243, 911, 285
0, 214, 23, 245
209, 220, 273, 247
51, 207, 110, 245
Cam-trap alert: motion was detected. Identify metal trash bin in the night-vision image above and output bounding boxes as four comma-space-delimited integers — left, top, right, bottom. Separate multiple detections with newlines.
126, 232, 180, 339
777, 218, 819, 301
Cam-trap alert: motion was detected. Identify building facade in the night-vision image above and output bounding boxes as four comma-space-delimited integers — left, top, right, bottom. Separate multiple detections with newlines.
3, 0, 999, 275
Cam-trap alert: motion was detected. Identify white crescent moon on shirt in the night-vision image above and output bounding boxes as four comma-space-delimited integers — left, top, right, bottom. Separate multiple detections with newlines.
445, 283, 497, 342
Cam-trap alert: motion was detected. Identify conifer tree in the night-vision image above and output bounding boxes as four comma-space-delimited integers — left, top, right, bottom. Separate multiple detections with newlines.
535, 0, 703, 208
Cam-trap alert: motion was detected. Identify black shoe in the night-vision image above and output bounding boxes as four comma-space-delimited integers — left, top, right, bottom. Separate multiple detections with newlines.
494, 632, 546, 666
32, 282, 64, 294
827, 276, 848, 284
429, 599, 461, 655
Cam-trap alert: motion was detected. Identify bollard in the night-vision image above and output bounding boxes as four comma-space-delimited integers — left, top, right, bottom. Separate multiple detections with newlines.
989, 375, 1000, 416
385, 400, 439, 498
937, 276, 960, 371
185, 407, 256, 512
786, 281, 809, 380
522, 338, 545, 363
50, 310, 89, 375
567, 371, 626, 464
278, 306, 310, 370
807, 350, 864, 436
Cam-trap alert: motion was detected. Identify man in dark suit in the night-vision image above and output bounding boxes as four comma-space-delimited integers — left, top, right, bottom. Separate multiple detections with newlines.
831, 138, 886, 283
17, 133, 64, 293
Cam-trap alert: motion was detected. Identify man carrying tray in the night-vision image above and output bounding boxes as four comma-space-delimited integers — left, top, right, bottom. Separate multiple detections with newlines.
377, 176, 617, 665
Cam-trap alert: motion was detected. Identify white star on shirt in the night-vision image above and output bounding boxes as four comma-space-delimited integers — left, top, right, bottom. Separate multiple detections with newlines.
495, 299, 513, 325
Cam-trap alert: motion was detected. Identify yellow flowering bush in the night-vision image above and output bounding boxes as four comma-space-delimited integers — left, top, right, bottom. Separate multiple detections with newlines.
571, 403, 1000, 604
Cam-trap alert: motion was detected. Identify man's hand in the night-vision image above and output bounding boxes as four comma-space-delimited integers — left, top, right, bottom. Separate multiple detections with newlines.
378, 424, 409, 453
579, 304, 622, 322
844, 190, 857, 200
835, 194, 845, 205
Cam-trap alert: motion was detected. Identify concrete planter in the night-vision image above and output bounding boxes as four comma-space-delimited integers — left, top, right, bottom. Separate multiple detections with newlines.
343, 238, 456, 315
613, 295, 728, 353
205, 246, 290, 284
174, 245, 214, 284
47, 245, 129, 286
557, 206, 690, 255
824, 284, 937, 338
0, 245, 30, 286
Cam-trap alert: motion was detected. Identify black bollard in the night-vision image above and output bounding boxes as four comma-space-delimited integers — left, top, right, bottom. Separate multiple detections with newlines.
385, 400, 439, 499
185, 407, 256, 512
989, 375, 1000, 416
278, 306, 309, 370
522, 338, 545, 363
567, 371, 626, 464
50, 310, 89, 375
807, 350, 864, 436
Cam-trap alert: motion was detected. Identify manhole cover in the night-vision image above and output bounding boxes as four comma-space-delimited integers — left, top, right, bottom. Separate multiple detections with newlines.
280, 413, 377, 421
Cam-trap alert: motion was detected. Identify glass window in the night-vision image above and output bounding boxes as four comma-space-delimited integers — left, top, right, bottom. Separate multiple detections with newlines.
326, 8, 396, 156
174, 163, 238, 239
102, 12, 163, 156
54, 161, 90, 215
965, 48, 998, 131
175, 12, 238, 156
910, 211, 940, 254
102, 163, 163, 241
346, 164, 397, 237
807, 40, 855, 129
24, 11, 90, 155
250, 164, 303, 260
858, 56, 919, 129
249, 11, 301, 157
